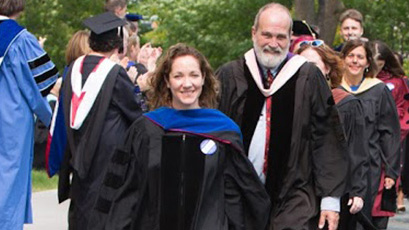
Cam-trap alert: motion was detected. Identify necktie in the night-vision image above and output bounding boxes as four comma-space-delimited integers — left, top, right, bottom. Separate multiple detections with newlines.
264, 70, 274, 89
263, 70, 274, 176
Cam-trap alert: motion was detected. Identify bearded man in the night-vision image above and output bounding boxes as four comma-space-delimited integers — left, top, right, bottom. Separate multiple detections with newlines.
216, 3, 347, 230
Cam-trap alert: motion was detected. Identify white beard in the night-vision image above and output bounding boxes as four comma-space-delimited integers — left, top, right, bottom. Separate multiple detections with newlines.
253, 41, 289, 69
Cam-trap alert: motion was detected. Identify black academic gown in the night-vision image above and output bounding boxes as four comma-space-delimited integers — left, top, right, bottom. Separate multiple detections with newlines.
91, 108, 271, 230
216, 54, 348, 230
335, 92, 368, 198
59, 55, 142, 230
341, 79, 400, 220
332, 89, 370, 230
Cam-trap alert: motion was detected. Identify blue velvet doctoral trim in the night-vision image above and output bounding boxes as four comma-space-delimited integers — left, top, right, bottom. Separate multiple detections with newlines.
0, 19, 24, 58
46, 66, 69, 177
144, 107, 242, 137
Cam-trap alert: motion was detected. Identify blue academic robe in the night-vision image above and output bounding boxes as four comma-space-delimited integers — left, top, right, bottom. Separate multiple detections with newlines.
0, 18, 57, 229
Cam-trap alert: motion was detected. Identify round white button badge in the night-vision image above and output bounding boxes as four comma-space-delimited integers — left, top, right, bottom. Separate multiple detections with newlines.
386, 83, 395, 91
200, 139, 217, 155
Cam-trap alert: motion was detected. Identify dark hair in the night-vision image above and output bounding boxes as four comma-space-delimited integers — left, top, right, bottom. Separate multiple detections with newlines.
148, 43, 218, 110
0, 0, 25, 16
253, 3, 293, 36
297, 43, 343, 88
341, 39, 377, 78
372, 40, 405, 77
339, 9, 363, 26
104, 0, 127, 12
88, 30, 122, 53
394, 52, 404, 66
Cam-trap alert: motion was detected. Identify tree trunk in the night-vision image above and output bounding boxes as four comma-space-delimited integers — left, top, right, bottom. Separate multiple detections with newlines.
294, 0, 345, 46
294, 0, 315, 23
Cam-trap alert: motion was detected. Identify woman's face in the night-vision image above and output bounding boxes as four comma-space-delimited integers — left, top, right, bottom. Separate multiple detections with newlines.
167, 55, 205, 110
344, 46, 369, 78
299, 48, 328, 75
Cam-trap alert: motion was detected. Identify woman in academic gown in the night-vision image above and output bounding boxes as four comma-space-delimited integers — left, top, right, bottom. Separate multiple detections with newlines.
91, 43, 271, 230
372, 40, 409, 142
372, 40, 409, 213
297, 40, 370, 229
340, 39, 400, 230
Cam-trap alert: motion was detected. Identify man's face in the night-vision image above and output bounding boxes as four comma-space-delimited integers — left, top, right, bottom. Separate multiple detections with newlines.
340, 18, 363, 42
252, 9, 291, 69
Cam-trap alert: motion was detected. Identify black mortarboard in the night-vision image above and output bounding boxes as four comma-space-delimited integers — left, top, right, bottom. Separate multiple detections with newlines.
293, 20, 318, 38
83, 12, 126, 35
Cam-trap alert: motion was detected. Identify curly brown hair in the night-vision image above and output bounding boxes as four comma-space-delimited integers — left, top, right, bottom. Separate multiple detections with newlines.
297, 43, 344, 88
148, 43, 218, 110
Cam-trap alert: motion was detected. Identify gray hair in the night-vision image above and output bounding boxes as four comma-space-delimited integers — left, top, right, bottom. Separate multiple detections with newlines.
253, 3, 293, 35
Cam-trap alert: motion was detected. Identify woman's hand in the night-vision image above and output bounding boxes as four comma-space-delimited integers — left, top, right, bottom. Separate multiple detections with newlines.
384, 177, 395, 190
137, 43, 152, 67
127, 66, 138, 84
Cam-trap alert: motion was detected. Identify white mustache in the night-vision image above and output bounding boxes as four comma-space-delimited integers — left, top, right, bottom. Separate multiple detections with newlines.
263, 46, 282, 54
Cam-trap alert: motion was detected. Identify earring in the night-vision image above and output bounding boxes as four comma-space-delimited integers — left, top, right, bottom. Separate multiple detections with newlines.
365, 68, 369, 73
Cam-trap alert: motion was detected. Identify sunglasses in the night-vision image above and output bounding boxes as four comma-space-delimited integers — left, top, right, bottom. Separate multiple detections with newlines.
299, 39, 325, 47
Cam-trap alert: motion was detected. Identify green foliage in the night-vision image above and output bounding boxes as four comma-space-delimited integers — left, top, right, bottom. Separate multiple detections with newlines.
343, 0, 409, 56
32, 170, 58, 192
403, 59, 409, 76
20, 0, 103, 71
18, 0, 409, 72
134, 0, 290, 69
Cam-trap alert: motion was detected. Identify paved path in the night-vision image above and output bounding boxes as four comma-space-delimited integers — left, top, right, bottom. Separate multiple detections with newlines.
24, 189, 409, 229
24, 190, 69, 230
389, 198, 409, 230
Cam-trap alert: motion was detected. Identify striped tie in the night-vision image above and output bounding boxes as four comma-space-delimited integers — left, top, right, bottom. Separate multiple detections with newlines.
264, 70, 274, 89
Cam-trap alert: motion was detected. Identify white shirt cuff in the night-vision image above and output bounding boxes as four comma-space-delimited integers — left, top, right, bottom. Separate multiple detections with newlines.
320, 196, 340, 212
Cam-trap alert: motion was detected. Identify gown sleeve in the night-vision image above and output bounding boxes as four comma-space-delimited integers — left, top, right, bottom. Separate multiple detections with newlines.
224, 144, 271, 230
9, 31, 58, 126
111, 68, 143, 122
390, 78, 409, 141
309, 68, 348, 197
216, 62, 241, 121
90, 118, 149, 230
378, 86, 401, 180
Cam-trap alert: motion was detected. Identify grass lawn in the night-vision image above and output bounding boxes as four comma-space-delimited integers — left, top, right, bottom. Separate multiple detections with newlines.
32, 170, 58, 192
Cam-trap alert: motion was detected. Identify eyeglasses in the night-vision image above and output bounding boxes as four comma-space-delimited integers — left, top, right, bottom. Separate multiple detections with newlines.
299, 39, 325, 47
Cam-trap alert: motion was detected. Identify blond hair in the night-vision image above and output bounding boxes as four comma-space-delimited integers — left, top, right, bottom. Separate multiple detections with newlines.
65, 30, 91, 65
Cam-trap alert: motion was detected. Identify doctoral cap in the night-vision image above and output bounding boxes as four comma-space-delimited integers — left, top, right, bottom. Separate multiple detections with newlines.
83, 12, 126, 35
126, 13, 144, 22
293, 20, 318, 38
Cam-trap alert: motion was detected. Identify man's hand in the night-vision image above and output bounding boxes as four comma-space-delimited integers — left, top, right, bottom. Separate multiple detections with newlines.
318, 210, 339, 230
348, 197, 364, 214
38, 36, 47, 48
